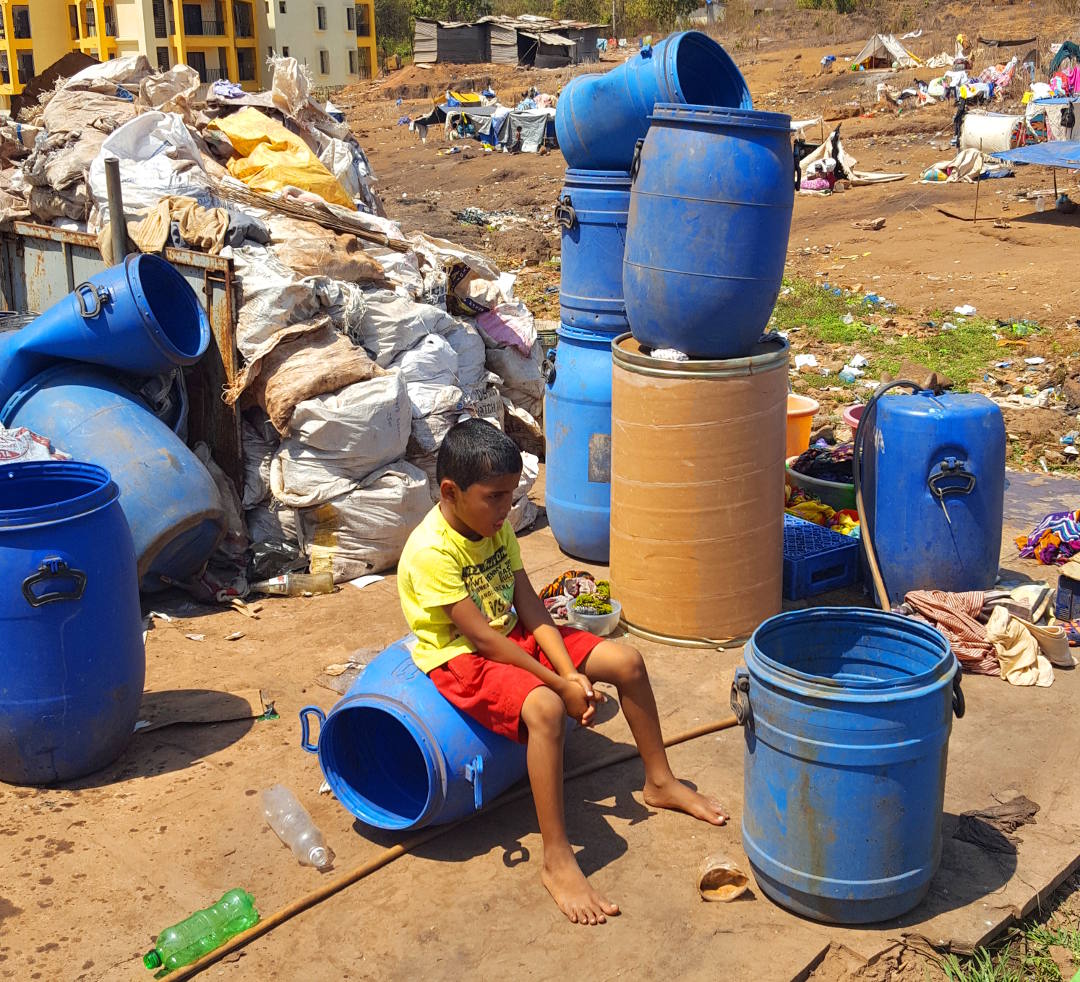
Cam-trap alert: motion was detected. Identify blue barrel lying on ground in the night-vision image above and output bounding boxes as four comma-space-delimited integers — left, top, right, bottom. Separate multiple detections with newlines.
300, 636, 528, 831
0, 253, 210, 408
544, 324, 615, 563
556, 31, 752, 172
623, 104, 794, 359
0, 461, 144, 784
1, 365, 226, 592
732, 608, 963, 924
860, 391, 1006, 602
557, 170, 632, 333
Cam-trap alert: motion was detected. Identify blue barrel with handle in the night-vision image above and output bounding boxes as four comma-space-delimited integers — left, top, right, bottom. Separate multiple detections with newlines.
543, 324, 613, 562
300, 636, 528, 831
623, 104, 794, 359
731, 608, 963, 924
1, 365, 225, 592
557, 170, 632, 333
0, 253, 210, 408
556, 31, 751, 172
860, 391, 1005, 602
0, 461, 144, 784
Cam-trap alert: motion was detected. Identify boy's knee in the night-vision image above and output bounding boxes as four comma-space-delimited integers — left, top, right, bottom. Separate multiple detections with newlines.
523, 686, 566, 737
613, 643, 647, 684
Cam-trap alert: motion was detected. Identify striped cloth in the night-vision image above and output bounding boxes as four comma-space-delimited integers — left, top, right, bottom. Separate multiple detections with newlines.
904, 590, 1001, 676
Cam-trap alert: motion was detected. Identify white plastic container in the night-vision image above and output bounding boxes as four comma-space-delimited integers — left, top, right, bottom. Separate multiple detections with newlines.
567, 598, 622, 637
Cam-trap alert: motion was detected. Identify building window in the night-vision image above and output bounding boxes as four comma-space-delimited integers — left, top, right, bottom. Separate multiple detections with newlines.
346, 5, 353, 29
278, 0, 285, 11
356, 44, 370, 78
16, 51, 35, 81
281, 44, 288, 55
104, 3, 116, 35
316, 4, 326, 28
348, 48, 356, 73
12, 6, 31, 39
318, 48, 329, 74
355, 3, 369, 36
156, 45, 169, 71
238, 46, 256, 81
152, 0, 167, 36
68, 5, 79, 40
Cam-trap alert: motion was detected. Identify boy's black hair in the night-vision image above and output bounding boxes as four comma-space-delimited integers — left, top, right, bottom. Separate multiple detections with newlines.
436, 418, 522, 491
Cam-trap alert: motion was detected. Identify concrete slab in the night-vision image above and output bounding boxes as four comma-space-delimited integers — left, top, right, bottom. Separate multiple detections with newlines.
1, 470, 1078, 981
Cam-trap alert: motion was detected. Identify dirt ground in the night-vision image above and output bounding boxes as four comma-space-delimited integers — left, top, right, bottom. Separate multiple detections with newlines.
2, 470, 1079, 982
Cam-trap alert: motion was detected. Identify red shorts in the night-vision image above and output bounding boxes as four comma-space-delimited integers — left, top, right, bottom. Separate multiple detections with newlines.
428, 624, 605, 743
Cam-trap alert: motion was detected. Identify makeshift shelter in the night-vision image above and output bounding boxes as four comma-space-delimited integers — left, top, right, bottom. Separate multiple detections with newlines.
488, 21, 519, 64
852, 34, 920, 70
413, 19, 489, 64
519, 31, 577, 69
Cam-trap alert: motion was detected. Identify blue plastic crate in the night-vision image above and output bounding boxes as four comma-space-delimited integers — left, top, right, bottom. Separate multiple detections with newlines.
783, 514, 860, 601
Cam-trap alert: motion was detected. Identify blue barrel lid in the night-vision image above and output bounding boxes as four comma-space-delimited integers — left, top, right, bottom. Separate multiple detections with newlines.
0, 460, 118, 529
650, 103, 792, 132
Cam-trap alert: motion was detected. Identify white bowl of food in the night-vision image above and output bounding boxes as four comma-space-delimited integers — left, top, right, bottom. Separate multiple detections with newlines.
567, 597, 622, 637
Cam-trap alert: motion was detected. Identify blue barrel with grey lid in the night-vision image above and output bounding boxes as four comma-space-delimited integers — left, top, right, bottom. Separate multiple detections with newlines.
557, 170, 632, 333
732, 608, 963, 924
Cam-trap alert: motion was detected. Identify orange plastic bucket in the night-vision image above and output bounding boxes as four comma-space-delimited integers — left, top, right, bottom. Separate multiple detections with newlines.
786, 394, 819, 458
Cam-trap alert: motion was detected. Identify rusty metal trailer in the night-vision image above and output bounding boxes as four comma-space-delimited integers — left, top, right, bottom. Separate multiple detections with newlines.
0, 222, 243, 487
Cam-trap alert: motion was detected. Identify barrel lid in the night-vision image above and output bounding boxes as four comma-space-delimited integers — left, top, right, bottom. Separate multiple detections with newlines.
649, 103, 793, 132
563, 168, 633, 189
612, 332, 789, 378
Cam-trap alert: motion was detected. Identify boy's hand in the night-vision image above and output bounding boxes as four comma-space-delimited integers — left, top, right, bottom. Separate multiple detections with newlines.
559, 672, 605, 727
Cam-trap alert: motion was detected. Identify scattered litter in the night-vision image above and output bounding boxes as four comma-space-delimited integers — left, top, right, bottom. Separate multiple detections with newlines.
185, 633, 206, 642
852, 217, 886, 231
794, 354, 819, 371
347, 574, 385, 590
224, 631, 246, 641
848, 354, 868, 370
954, 304, 977, 316
841, 313, 855, 325
651, 348, 689, 362
1025, 357, 1046, 366
148, 610, 174, 623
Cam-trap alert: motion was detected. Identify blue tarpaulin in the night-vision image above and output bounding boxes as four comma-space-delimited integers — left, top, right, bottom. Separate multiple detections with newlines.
991, 141, 1080, 168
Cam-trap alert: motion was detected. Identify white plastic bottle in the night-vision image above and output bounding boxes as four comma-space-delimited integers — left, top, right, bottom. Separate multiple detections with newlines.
262, 784, 334, 869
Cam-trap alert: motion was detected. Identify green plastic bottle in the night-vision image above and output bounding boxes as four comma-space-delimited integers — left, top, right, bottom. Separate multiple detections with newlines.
143, 889, 259, 974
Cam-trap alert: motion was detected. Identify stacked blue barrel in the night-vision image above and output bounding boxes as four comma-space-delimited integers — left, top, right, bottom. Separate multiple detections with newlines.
547, 31, 793, 566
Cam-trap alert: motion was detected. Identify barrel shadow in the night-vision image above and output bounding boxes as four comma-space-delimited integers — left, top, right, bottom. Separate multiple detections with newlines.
55, 690, 257, 790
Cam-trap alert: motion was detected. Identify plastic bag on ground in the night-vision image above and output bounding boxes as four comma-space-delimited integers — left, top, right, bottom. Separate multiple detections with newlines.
89, 111, 213, 226
249, 321, 386, 434
475, 301, 537, 355
269, 374, 411, 508
138, 65, 201, 120
301, 461, 431, 581
242, 415, 278, 508
318, 138, 364, 199
393, 334, 459, 387
0, 423, 67, 462
486, 341, 545, 420
268, 55, 311, 118
62, 55, 153, 93
349, 290, 457, 366
208, 107, 354, 210
444, 321, 488, 388
246, 501, 301, 547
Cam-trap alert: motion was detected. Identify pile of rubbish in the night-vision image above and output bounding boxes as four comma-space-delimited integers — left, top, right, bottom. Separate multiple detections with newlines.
0, 54, 548, 598
407, 86, 558, 153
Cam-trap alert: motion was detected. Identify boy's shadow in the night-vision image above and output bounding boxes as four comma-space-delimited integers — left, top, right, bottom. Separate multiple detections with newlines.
353, 698, 666, 878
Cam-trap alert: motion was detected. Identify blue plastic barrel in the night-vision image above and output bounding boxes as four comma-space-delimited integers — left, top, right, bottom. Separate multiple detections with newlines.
0, 365, 225, 592
0, 254, 210, 407
558, 170, 632, 332
544, 324, 613, 562
860, 391, 1006, 602
732, 608, 963, 924
300, 636, 527, 830
0, 461, 144, 783
556, 31, 752, 172
623, 104, 794, 359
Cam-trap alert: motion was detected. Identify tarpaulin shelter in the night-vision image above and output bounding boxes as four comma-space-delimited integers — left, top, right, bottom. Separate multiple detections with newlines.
413, 19, 489, 64
852, 34, 921, 70
992, 140, 1080, 167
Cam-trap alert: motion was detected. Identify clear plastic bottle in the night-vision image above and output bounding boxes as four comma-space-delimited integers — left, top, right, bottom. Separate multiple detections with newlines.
262, 784, 334, 869
143, 889, 259, 973
249, 572, 335, 596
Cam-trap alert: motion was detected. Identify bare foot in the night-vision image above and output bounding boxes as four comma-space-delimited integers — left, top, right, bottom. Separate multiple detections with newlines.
541, 851, 620, 925
643, 777, 728, 826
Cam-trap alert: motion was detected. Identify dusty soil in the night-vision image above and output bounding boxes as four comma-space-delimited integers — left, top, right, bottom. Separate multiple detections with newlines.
344, 1, 1080, 467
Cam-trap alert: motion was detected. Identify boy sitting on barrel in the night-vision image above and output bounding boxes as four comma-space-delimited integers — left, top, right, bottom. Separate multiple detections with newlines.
397, 419, 727, 925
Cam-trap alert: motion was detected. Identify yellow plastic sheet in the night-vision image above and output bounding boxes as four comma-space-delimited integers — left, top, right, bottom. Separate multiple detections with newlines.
447, 90, 481, 105
208, 106, 353, 209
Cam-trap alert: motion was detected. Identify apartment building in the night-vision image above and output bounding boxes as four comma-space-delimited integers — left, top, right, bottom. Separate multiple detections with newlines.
0, 0, 374, 108
265, 0, 375, 88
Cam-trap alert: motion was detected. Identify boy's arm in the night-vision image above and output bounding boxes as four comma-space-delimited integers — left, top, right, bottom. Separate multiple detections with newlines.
445, 596, 595, 725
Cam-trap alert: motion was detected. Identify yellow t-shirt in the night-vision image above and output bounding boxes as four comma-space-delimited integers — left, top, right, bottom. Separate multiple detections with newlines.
397, 505, 524, 673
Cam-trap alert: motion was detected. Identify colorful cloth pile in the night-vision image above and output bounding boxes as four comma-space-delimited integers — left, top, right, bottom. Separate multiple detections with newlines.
791, 443, 853, 484
1015, 510, 1080, 565
784, 485, 860, 537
